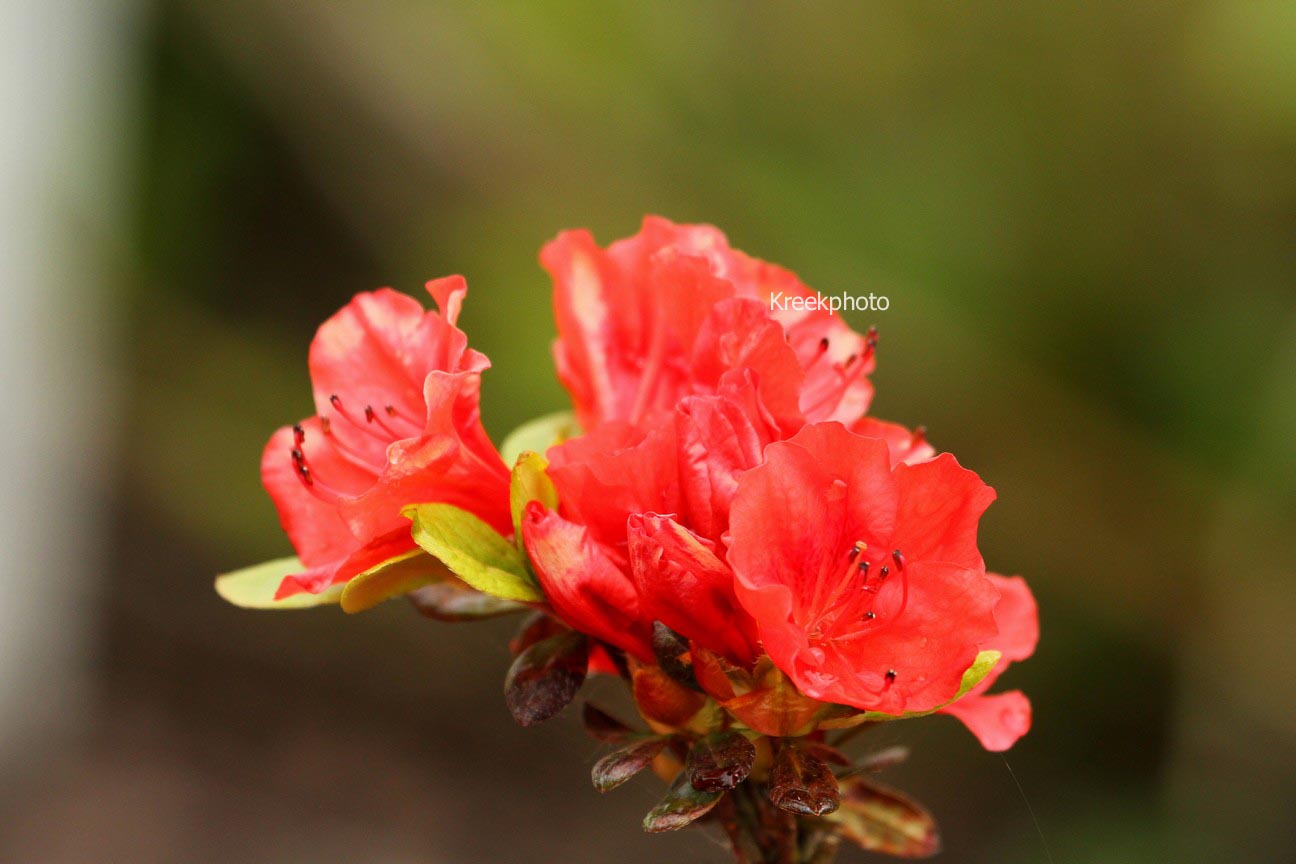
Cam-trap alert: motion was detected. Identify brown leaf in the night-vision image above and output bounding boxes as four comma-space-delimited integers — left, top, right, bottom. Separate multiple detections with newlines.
686, 730, 756, 792
407, 580, 526, 621
801, 740, 851, 767
651, 621, 700, 689
503, 629, 588, 726
582, 703, 636, 744
859, 745, 910, 774
591, 737, 669, 793
642, 774, 723, 833
508, 611, 566, 655
769, 744, 839, 816
831, 776, 939, 858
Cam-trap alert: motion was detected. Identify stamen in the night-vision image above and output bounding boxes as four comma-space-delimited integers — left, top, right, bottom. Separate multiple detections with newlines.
892, 549, 905, 570
317, 416, 387, 473
812, 540, 869, 618
289, 447, 348, 503
879, 566, 890, 580
363, 404, 404, 439
885, 669, 897, 683
292, 424, 306, 446
328, 394, 395, 443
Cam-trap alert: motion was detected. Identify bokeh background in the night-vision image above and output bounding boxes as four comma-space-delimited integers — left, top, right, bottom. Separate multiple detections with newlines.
2, 2, 1293, 862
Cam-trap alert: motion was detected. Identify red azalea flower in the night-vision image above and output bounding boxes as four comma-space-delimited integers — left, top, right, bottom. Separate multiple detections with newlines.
261, 277, 511, 599
727, 422, 1000, 716
541, 216, 876, 432
940, 573, 1039, 750
523, 374, 776, 664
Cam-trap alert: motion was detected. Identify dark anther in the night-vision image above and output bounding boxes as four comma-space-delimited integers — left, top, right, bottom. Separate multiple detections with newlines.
364, 405, 376, 423
384, 404, 397, 416
864, 611, 876, 620
297, 464, 313, 485
879, 566, 890, 579
885, 669, 897, 682
859, 561, 871, 576
844, 354, 858, 368
290, 448, 304, 463
292, 424, 305, 445
818, 337, 830, 352
329, 394, 342, 408
891, 549, 905, 570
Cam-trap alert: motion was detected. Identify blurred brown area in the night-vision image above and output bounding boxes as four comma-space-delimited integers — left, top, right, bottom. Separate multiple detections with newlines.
1, 1, 1293, 862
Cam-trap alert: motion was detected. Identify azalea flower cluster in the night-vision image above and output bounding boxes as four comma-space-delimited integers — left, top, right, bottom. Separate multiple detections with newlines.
219, 217, 1038, 862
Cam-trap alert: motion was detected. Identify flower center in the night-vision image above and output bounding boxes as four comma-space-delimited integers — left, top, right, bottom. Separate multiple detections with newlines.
811, 540, 909, 642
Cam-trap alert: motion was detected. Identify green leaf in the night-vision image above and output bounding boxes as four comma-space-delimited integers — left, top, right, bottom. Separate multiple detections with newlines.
499, 410, 580, 466
769, 744, 840, 816
340, 549, 448, 613
404, 503, 543, 603
591, 737, 669, 792
214, 557, 341, 609
685, 730, 756, 792
503, 629, 589, 726
509, 450, 558, 550
642, 774, 723, 833
407, 581, 527, 621
830, 777, 940, 858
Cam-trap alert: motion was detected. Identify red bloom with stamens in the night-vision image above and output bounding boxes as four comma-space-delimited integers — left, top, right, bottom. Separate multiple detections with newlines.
261, 277, 511, 599
727, 422, 1001, 716
541, 216, 876, 433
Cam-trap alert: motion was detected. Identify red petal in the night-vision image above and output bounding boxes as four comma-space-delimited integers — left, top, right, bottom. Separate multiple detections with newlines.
890, 454, 996, 572
340, 368, 511, 540
850, 417, 936, 467
691, 298, 805, 432
546, 421, 679, 549
273, 528, 416, 599
674, 379, 777, 543
521, 502, 653, 661
941, 689, 1032, 752
260, 418, 373, 568
626, 513, 758, 664
541, 229, 633, 427
986, 573, 1039, 666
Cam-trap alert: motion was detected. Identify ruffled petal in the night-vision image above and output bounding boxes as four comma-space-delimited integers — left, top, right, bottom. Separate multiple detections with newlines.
850, 417, 936, 467
890, 454, 996, 572
521, 503, 653, 661
626, 513, 758, 664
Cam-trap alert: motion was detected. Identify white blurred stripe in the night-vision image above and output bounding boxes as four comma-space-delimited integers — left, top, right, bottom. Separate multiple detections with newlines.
0, 0, 136, 750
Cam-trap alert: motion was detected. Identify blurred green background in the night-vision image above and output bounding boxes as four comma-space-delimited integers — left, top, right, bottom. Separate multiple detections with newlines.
2, 2, 1293, 862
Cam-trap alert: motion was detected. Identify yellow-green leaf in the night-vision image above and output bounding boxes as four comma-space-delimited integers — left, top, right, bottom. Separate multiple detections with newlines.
340, 549, 449, 613
499, 411, 580, 466
509, 450, 558, 550
214, 557, 342, 609
403, 503, 543, 603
